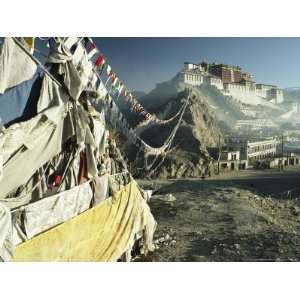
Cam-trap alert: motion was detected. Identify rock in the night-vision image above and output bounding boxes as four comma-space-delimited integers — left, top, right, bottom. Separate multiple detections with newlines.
234, 243, 240, 250
211, 245, 218, 255
151, 193, 176, 202
166, 194, 176, 202
155, 237, 165, 244
290, 206, 300, 216
170, 240, 177, 246
278, 203, 285, 209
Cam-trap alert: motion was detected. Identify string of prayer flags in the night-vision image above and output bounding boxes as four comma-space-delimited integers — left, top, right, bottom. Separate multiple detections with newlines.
75, 37, 154, 123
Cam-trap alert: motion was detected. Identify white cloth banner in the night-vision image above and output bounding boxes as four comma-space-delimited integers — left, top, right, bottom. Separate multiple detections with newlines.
0, 105, 65, 201
23, 181, 93, 239
63, 37, 80, 52
93, 174, 109, 205
77, 52, 93, 89
0, 38, 37, 94
72, 42, 85, 66
97, 80, 108, 99
0, 204, 13, 261
0, 155, 3, 183
37, 74, 68, 114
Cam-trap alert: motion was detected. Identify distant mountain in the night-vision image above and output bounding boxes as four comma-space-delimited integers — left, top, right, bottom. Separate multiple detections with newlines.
284, 87, 300, 91
283, 87, 300, 102
132, 91, 146, 99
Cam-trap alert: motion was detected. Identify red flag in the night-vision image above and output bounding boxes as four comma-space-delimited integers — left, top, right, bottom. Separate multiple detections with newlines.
95, 55, 105, 67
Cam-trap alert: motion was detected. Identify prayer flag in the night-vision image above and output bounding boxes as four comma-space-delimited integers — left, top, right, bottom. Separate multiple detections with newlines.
87, 48, 98, 60
106, 65, 111, 76
86, 42, 96, 53
95, 55, 105, 68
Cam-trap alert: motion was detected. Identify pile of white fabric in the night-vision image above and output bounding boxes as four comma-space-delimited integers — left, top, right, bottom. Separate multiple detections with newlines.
0, 37, 141, 261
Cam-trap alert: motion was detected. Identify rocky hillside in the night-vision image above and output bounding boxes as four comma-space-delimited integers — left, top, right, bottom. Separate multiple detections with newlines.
128, 88, 223, 178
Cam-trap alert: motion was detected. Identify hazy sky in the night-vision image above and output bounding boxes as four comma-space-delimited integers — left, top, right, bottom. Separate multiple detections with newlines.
93, 37, 300, 93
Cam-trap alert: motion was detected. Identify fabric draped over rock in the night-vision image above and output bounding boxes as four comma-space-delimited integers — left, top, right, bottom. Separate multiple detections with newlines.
0, 38, 37, 94
0, 36, 157, 262
12, 181, 156, 262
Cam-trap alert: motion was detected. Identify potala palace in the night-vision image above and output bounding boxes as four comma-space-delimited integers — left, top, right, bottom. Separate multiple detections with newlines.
179, 61, 284, 106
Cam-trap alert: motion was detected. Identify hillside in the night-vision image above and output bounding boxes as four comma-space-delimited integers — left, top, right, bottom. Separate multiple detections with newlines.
128, 88, 223, 178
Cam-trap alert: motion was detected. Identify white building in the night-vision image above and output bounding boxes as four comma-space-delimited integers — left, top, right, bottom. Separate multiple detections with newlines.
226, 137, 279, 164
255, 84, 284, 104
203, 75, 223, 90
180, 62, 285, 106
184, 62, 204, 72
181, 70, 204, 86
220, 150, 240, 161
224, 82, 261, 105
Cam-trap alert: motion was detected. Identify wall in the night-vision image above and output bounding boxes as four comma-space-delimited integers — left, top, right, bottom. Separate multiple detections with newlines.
224, 83, 262, 105
220, 151, 240, 161
268, 88, 284, 104
203, 76, 223, 90
256, 85, 284, 104
183, 72, 203, 86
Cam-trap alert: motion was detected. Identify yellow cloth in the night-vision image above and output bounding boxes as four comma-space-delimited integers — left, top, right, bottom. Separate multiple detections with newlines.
24, 37, 35, 54
13, 181, 156, 262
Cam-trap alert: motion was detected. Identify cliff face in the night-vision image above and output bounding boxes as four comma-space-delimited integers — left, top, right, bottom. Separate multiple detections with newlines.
134, 88, 223, 178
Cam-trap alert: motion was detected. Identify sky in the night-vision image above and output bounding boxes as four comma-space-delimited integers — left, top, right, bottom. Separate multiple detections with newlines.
92, 37, 300, 93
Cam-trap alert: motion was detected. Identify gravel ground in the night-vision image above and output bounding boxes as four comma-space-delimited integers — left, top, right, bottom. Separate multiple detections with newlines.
136, 167, 300, 261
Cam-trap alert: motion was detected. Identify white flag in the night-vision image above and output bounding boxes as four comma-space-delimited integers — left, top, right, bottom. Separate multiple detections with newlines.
106, 64, 112, 76
87, 47, 98, 59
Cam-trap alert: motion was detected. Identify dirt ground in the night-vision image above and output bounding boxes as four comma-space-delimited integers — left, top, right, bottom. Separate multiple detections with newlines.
137, 167, 300, 261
